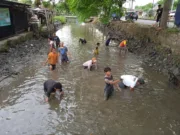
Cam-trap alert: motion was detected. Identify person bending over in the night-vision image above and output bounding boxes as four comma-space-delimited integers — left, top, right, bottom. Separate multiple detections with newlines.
79, 38, 87, 44
43, 79, 64, 102
119, 75, 145, 91
83, 57, 97, 71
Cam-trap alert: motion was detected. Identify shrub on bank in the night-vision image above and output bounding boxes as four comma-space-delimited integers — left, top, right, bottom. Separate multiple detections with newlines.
53, 16, 66, 24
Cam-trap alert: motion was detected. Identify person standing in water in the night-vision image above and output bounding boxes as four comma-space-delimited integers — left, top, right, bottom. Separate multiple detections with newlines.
105, 38, 111, 46
48, 37, 55, 53
53, 33, 60, 48
119, 40, 128, 54
104, 67, 121, 100
58, 42, 70, 64
93, 47, 99, 55
43, 79, 64, 102
44, 48, 58, 71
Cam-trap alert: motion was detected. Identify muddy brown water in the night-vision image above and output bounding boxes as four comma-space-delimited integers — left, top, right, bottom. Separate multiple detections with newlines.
0, 24, 180, 135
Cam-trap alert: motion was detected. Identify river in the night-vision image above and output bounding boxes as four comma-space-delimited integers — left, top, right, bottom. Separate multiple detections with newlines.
0, 24, 180, 135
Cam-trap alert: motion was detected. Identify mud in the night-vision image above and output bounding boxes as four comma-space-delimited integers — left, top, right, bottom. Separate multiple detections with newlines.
0, 38, 48, 87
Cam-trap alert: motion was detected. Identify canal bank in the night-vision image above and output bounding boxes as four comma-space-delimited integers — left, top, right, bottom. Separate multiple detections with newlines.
98, 21, 180, 86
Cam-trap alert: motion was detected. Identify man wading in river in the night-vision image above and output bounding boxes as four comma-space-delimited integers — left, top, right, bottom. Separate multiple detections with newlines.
43, 79, 64, 102
119, 75, 145, 91
58, 42, 70, 64
53, 33, 60, 48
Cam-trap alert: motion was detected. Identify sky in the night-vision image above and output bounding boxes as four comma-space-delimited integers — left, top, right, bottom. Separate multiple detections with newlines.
134, 0, 158, 6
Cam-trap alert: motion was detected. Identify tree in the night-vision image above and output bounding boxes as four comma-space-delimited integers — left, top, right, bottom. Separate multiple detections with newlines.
42, 1, 52, 9
160, 0, 173, 28
18, 0, 32, 5
158, 0, 178, 10
158, 0, 164, 5
34, 0, 41, 7
67, 0, 126, 24
55, 1, 70, 15
135, 3, 153, 12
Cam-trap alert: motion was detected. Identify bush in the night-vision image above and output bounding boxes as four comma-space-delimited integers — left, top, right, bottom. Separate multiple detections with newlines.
53, 16, 66, 24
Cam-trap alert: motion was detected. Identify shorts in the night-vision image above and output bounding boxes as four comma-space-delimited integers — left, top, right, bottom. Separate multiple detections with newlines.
104, 84, 114, 100
49, 64, 56, 70
83, 66, 93, 71
61, 55, 69, 63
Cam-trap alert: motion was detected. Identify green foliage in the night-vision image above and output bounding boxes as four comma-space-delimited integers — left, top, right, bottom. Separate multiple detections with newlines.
34, 0, 41, 7
55, 1, 70, 15
166, 27, 180, 33
157, 0, 164, 5
42, 1, 52, 9
18, 0, 32, 4
53, 16, 66, 24
158, 0, 178, 10
135, 3, 153, 11
67, 0, 125, 24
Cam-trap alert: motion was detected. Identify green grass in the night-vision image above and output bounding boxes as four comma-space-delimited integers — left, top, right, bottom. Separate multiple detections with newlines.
166, 28, 180, 33
53, 16, 66, 24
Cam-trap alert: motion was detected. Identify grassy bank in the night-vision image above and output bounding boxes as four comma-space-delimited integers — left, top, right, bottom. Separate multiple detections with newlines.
53, 16, 66, 24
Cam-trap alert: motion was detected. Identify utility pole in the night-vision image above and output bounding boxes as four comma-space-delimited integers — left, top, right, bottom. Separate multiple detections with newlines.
152, 0, 154, 10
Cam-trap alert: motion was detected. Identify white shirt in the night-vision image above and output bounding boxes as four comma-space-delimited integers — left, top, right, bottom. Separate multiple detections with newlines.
49, 41, 54, 47
120, 75, 138, 88
83, 60, 92, 69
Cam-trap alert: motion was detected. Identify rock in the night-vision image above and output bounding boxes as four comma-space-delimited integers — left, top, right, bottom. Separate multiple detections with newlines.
163, 58, 167, 63
149, 64, 152, 67
173, 68, 180, 76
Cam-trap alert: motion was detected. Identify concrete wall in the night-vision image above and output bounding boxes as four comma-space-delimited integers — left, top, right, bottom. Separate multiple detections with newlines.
0, 32, 33, 53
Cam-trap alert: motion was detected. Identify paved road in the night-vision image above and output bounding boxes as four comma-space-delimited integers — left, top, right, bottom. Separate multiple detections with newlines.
121, 17, 175, 28
136, 19, 175, 28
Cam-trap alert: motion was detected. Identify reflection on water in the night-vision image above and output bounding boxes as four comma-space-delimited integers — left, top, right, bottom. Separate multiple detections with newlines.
0, 24, 180, 135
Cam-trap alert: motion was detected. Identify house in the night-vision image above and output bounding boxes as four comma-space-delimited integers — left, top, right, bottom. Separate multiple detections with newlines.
0, 0, 31, 40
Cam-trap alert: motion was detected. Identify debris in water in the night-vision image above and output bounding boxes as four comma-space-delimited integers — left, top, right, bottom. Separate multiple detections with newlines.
6, 117, 11, 120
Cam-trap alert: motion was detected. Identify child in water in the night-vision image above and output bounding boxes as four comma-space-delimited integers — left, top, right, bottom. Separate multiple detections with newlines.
83, 57, 97, 71
93, 47, 99, 55
104, 67, 121, 100
93, 42, 100, 55
119, 40, 128, 54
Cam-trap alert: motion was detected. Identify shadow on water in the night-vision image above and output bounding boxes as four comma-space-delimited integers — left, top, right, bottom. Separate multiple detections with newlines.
0, 24, 180, 135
